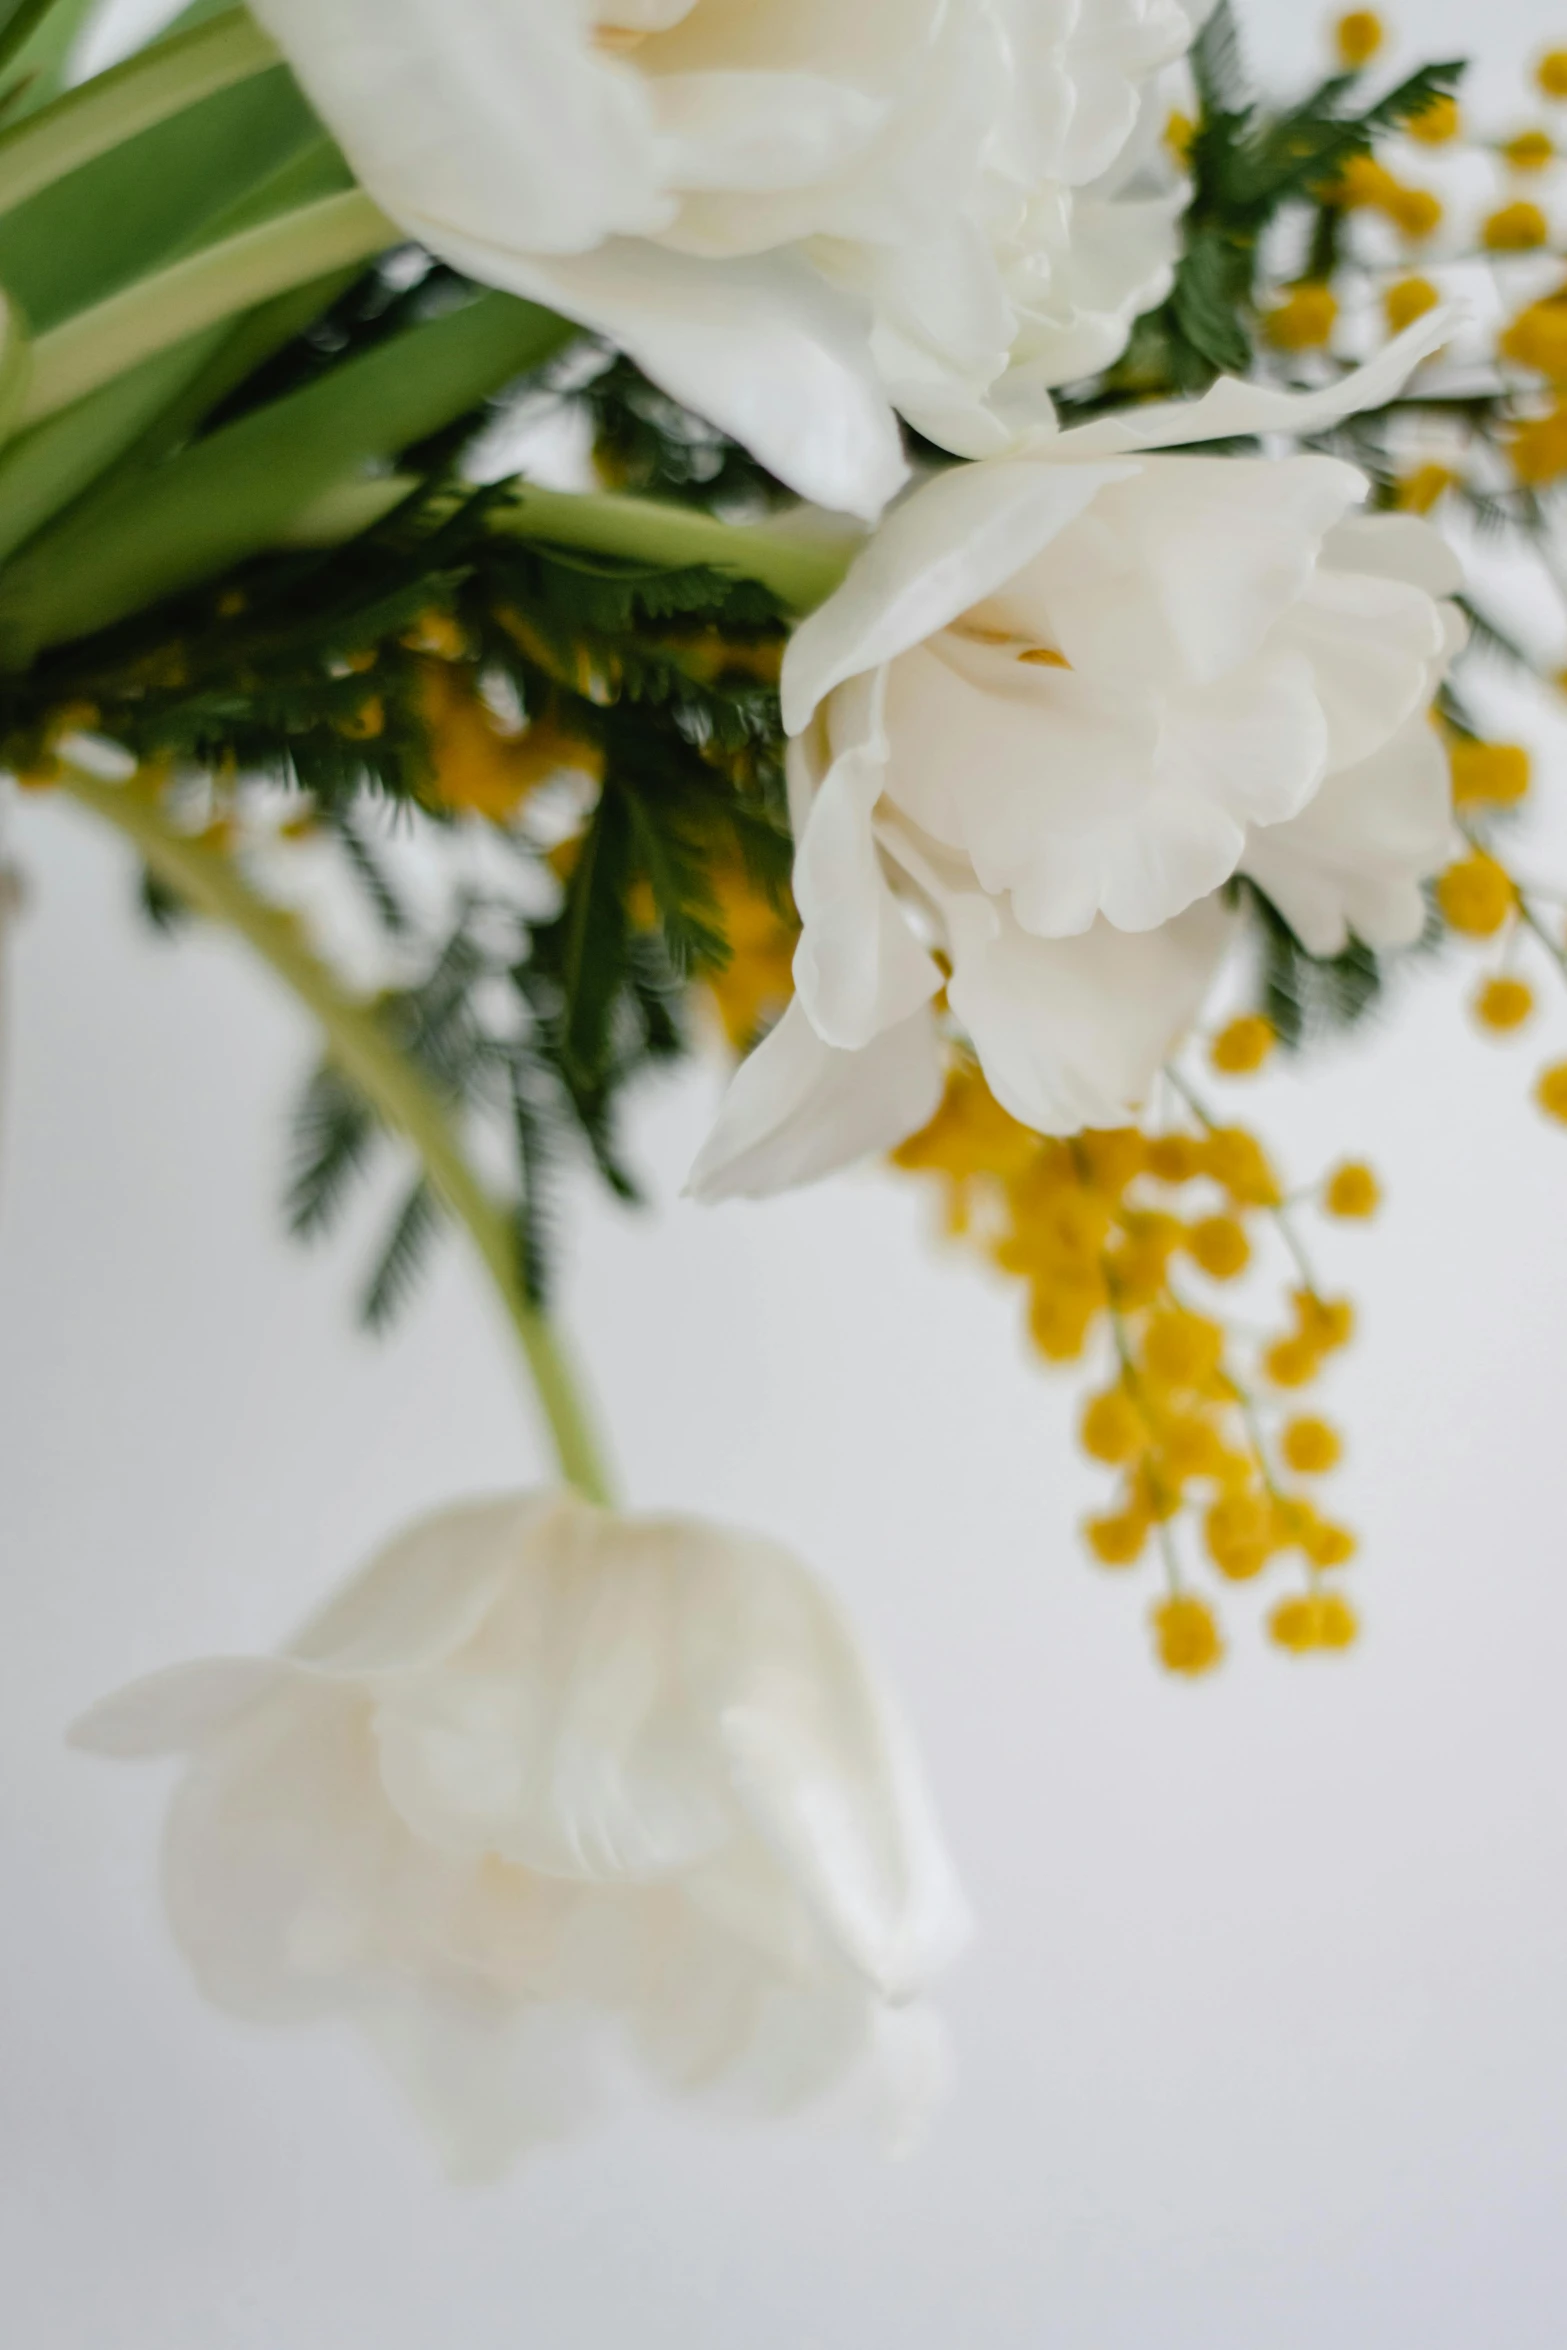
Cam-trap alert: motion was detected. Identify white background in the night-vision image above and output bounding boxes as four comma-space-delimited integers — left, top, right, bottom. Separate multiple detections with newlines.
7, 3, 1567, 2345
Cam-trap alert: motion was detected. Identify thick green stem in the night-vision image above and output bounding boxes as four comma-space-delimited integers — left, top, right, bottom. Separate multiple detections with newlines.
57, 763, 615, 1506
279, 472, 863, 612
496, 483, 861, 614
22, 190, 397, 427
0, 9, 281, 218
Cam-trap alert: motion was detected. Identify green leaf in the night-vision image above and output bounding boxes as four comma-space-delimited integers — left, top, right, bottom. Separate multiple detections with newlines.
360, 1177, 439, 1331
559, 782, 634, 1089
1170, 227, 1253, 377
0, 328, 230, 568
20, 187, 393, 427
0, 0, 99, 122
287, 1060, 378, 1238
0, 9, 280, 219
0, 290, 574, 660
0, 0, 66, 83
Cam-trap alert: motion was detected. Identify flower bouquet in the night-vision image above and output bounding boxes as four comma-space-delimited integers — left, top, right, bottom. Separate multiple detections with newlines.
8, 0, 1567, 2173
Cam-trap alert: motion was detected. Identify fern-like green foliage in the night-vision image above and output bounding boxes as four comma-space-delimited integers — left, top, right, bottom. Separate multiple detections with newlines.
1119, 2, 1464, 394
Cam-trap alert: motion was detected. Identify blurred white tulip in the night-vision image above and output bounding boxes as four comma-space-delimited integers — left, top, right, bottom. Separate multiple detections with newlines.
72, 1490, 969, 2177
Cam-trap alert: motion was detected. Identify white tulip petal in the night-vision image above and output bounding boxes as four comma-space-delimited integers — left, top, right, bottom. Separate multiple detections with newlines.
248, 0, 667, 257
686, 997, 944, 1202
161, 1677, 452, 2025
782, 455, 1137, 729
652, 72, 888, 194
69, 1659, 293, 1758
373, 1512, 736, 1881
1323, 512, 1465, 598
471, 239, 907, 519
946, 895, 1236, 1131
362, 1986, 606, 2181
791, 675, 944, 1046
289, 1495, 558, 1677
1240, 718, 1455, 956
1050, 305, 1462, 459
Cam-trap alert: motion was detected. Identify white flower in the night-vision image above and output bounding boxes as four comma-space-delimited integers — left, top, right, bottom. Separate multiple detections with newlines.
856, 0, 1199, 455
689, 316, 1464, 1201
247, 0, 1197, 515
71, 1491, 968, 2177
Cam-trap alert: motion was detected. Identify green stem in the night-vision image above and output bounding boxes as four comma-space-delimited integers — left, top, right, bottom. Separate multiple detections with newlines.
22, 189, 397, 427
279, 473, 863, 613
0, 9, 281, 219
56, 762, 616, 1506
496, 483, 861, 614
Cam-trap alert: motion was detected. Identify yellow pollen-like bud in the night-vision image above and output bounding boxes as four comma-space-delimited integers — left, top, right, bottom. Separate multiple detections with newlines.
1165, 108, 1194, 165
1265, 283, 1339, 351
1295, 1290, 1355, 1350
1265, 1336, 1321, 1390
1510, 403, 1567, 484
1146, 1133, 1203, 1185
1537, 48, 1567, 99
1269, 1592, 1359, 1653
1384, 275, 1441, 335
1078, 1126, 1149, 1194
1408, 94, 1461, 144
1535, 1061, 1567, 1124
1390, 185, 1443, 239
1188, 1214, 1251, 1280
1474, 975, 1535, 1032
1502, 302, 1567, 380
335, 696, 385, 742
1324, 1160, 1381, 1219
1086, 1509, 1150, 1567
1305, 1517, 1358, 1568
1204, 1490, 1275, 1581
402, 609, 467, 661
1210, 1015, 1276, 1075
1486, 200, 1550, 250
1449, 740, 1531, 804
1281, 1415, 1343, 1474
1437, 852, 1514, 937
1081, 1387, 1146, 1464
1334, 10, 1383, 68
1504, 129, 1556, 170
1331, 154, 1396, 209
1205, 1126, 1283, 1207
1153, 1594, 1224, 1675
1393, 461, 1457, 513
1028, 1286, 1099, 1362
1159, 1414, 1231, 1485
1143, 1311, 1225, 1390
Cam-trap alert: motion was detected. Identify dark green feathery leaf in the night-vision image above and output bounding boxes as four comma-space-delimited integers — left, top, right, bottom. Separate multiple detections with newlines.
287, 1061, 379, 1240
360, 1178, 439, 1331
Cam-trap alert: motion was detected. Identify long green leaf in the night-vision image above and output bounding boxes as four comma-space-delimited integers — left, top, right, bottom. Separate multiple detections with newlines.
0, 292, 576, 660
20, 187, 394, 425
0, 137, 352, 563
0, 0, 64, 83
0, 62, 324, 332
0, 0, 98, 121
0, 9, 278, 217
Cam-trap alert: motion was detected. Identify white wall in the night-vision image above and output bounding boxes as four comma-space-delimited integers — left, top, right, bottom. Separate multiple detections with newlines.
6, 4, 1567, 2345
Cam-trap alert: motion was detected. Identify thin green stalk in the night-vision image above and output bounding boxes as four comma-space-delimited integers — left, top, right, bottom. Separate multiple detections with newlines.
22, 189, 396, 426
0, 8, 280, 218
57, 762, 615, 1506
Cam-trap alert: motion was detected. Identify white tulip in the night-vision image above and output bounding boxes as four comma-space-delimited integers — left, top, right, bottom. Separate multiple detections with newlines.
689, 315, 1464, 1201
247, 0, 1197, 515
71, 1491, 968, 2177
